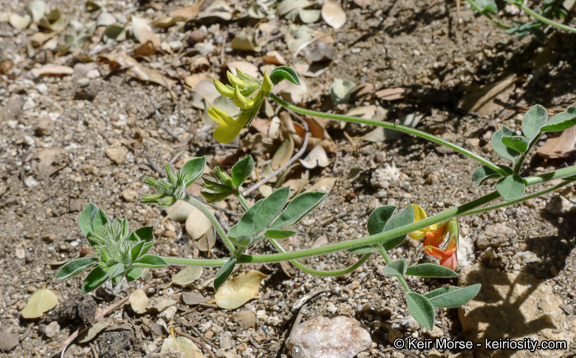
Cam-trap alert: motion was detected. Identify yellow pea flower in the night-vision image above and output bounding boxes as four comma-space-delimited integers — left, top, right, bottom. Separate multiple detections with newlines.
207, 108, 251, 144
408, 204, 438, 240
214, 79, 234, 98
233, 85, 255, 110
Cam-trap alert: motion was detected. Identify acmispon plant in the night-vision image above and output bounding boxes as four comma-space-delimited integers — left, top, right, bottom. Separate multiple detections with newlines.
58, 66, 576, 331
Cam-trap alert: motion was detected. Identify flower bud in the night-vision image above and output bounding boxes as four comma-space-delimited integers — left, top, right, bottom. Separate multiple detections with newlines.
214, 79, 234, 98
227, 72, 249, 88
233, 85, 255, 110
262, 71, 273, 93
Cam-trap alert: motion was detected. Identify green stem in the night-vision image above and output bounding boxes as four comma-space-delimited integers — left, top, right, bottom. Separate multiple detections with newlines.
164, 166, 576, 267
513, 133, 542, 174
378, 245, 411, 292
183, 195, 236, 254
270, 94, 507, 176
505, 0, 576, 33
465, 0, 511, 29
236, 191, 251, 211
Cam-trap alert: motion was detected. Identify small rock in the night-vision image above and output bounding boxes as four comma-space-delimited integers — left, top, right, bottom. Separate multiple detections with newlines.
187, 30, 207, 45
105, 147, 128, 165
74, 62, 100, 80
148, 297, 177, 313
121, 189, 139, 202
69, 199, 83, 212
545, 195, 574, 215
476, 223, 513, 249
42, 234, 57, 243
370, 163, 401, 188
35, 117, 55, 136
82, 164, 99, 175
15, 247, 26, 259
1, 96, 24, 121
159, 306, 177, 321
457, 235, 474, 269
287, 316, 371, 358
425, 326, 444, 339
43, 321, 60, 338
465, 138, 480, 148
516, 251, 539, 263
24, 177, 39, 188
181, 291, 207, 306
231, 310, 257, 329
0, 330, 19, 352
37, 148, 68, 177
220, 331, 232, 350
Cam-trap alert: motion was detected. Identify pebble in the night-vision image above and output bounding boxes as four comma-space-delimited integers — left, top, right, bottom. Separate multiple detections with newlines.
121, 189, 139, 202
188, 30, 208, 45
287, 316, 371, 358
43, 321, 60, 338
476, 223, 513, 249
545, 195, 573, 215
105, 147, 128, 165
35, 117, 55, 136
15, 247, 26, 259
24, 177, 39, 188
69, 199, 83, 212
0, 330, 19, 352
231, 310, 257, 330
158, 306, 177, 321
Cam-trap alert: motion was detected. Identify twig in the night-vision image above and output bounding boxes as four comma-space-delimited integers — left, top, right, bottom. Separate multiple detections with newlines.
242, 120, 310, 196
319, 209, 349, 227
169, 150, 185, 165
175, 329, 217, 358
146, 156, 164, 175
59, 283, 154, 356
189, 325, 220, 351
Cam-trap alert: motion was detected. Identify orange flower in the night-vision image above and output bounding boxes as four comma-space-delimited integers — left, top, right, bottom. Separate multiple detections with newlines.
423, 220, 458, 271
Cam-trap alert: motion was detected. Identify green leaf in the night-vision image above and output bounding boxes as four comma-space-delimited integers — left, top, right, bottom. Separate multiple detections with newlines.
103, 24, 126, 42
56, 258, 99, 280
367, 206, 396, 235
522, 104, 548, 140
228, 201, 263, 239
269, 66, 300, 86
135, 227, 153, 243
406, 292, 435, 330
106, 263, 126, 279
492, 127, 521, 162
231, 156, 254, 187
496, 174, 525, 201
475, 0, 498, 13
214, 166, 234, 188
26, 0, 46, 23
181, 157, 206, 187
381, 205, 415, 250
271, 192, 328, 229
82, 267, 108, 294
79, 203, 109, 241
126, 268, 142, 283
541, 107, 576, 132
383, 259, 407, 276
229, 235, 255, 248
425, 284, 481, 308
264, 229, 297, 238
472, 166, 502, 186
501, 135, 529, 153
253, 186, 291, 233
214, 257, 236, 291
406, 264, 459, 278
201, 190, 233, 203
133, 255, 168, 269
131, 241, 145, 262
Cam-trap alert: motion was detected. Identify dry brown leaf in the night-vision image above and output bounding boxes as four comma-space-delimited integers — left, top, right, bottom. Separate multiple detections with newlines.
30, 32, 56, 46
9, 14, 31, 30
129, 289, 149, 314
271, 135, 295, 170
166, 200, 195, 222
459, 74, 517, 115
78, 321, 109, 343
99, 52, 175, 90
161, 336, 207, 358
300, 145, 330, 169
375, 87, 405, 101
197, 228, 216, 252
32, 64, 74, 77
322, 1, 346, 29
537, 127, 576, 159
172, 267, 203, 286
263, 51, 287, 65
132, 16, 160, 47
185, 207, 213, 240
21, 288, 59, 319
306, 177, 337, 193
214, 270, 266, 310
170, 0, 205, 20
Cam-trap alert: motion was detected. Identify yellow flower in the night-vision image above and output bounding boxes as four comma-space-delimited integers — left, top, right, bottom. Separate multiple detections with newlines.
207, 108, 251, 143
408, 204, 438, 240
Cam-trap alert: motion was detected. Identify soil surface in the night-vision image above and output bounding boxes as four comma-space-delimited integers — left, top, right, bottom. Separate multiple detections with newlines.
1, 0, 576, 357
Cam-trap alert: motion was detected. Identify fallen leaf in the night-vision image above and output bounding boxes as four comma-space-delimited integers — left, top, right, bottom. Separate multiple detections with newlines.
300, 145, 330, 169
9, 14, 31, 30
263, 51, 287, 65
103, 24, 126, 42
299, 9, 321, 23
167, 201, 195, 222
271, 135, 294, 170
132, 16, 160, 47
185, 207, 213, 240
170, 0, 204, 20
190, 80, 221, 109
78, 321, 109, 343
231, 310, 257, 329
306, 177, 337, 193
96, 12, 116, 27
26, 0, 46, 23
363, 112, 423, 142
459, 74, 517, 115
231, 31, 262, 52
21, 288, 59, 319
38, 9, 66, 32
172, 267, 203, 286
330, 78, 356, 105
304, 42, 335, 63
537, 126, 576, 158
197, 0, 233, 20
32, 64, 74, 77
197, 228, 216, 252
182, 291, 208, 305
129, 289, 150, 314
161, 336, 207, 358
277, 0, 311, 16
214, 270, 266, 310
285, 24, 313, 53
147, 297, 177, 313
375, 87, 405, 101
99, 51, 175, 90
29, 32, 57, 47
322, 1, 346, 29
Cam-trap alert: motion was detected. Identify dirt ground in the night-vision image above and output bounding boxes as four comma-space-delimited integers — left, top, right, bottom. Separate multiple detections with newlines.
1, 0, 576, 357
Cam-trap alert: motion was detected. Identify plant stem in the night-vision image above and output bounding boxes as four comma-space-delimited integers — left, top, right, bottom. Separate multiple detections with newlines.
505, 0, 576, 33
378, 245, 411, 292
270, 94, 507, 176
269, 238, 373, 276
164, 166, 576, 267
465, 0, 511, 29
236, 190, 251, 211
513, 133, 542, 174
183, 195, 236, 254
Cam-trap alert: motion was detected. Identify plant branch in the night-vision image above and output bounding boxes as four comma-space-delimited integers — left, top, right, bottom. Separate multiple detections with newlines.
465, 0, 511, 29
505, 0, 576, 33
270, 94, 507, 176
182, 195, 236, 254
378, 245, 411, 292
